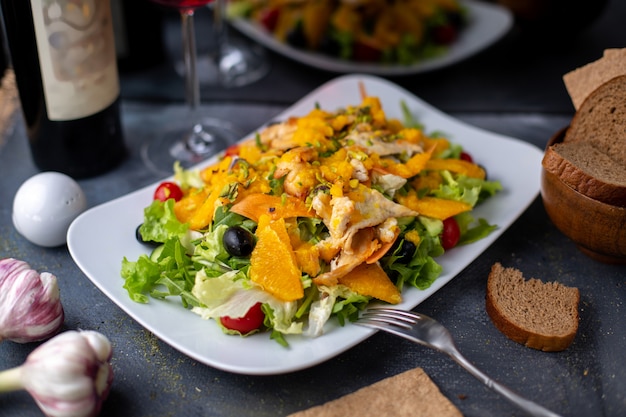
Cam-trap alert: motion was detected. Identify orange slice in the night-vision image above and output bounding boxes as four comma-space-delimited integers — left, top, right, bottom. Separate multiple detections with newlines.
338, 262, 401, 304
230, 194, 314, 222
249, 215, 304, 302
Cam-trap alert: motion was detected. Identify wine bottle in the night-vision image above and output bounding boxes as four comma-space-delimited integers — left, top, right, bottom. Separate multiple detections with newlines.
0, 0, 127, 179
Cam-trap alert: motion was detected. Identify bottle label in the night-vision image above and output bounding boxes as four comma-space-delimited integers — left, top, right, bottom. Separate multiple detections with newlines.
30, 0, 120, 121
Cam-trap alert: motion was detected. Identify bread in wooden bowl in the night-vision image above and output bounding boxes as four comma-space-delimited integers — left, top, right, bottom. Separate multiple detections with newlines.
485, 263, 580, 352
541, 130, 626, 264
546, 73, 626, 208
542, 139, 626, 207
563, 48, 626, 110
563, 74, 626, 168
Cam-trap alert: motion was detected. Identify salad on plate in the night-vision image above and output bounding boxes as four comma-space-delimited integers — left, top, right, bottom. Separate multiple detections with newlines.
228, 0, 468, 65
121, 91, 501, 346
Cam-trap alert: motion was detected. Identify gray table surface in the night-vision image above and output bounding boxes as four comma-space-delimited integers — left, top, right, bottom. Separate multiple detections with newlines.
1, 1, 625, 416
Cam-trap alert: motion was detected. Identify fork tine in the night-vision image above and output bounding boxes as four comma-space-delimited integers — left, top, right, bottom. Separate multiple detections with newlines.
357, 308, 431, 338
357, 318, 418, 342
360, 307, 422, 324
360, 309, 410, 327
358, 316, 413, 331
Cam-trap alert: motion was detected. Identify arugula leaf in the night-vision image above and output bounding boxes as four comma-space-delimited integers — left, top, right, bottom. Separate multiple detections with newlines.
456, 213, 498, 246
400, 100, 425, 130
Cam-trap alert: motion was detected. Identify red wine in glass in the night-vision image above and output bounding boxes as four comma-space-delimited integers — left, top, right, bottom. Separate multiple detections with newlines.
150, 0, 213, 10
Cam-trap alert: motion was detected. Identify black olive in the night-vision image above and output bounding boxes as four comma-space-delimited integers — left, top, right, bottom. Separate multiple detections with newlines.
392, 239, 416, 264
285, 23, 307, 48
446, 11, 465, 29
319, 34, 340, 57
135, 224, 159, 247
223, 226, 256, 257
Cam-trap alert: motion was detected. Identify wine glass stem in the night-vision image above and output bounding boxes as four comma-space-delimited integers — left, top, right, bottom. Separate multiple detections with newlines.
180, 9, 199, 110
216, 0, 227, 43
212, 0, 226, 83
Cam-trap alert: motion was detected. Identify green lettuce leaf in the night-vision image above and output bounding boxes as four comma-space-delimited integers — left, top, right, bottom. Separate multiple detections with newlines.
139, 199, 188, 244
121, 236, 201, 307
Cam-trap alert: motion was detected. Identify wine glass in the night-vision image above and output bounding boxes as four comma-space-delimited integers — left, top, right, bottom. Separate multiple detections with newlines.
208, 0, 269, 87
140, 0, 242, 176
172, 0, 269, 87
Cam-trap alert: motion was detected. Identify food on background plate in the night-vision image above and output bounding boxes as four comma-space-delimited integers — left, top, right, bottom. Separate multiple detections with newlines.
228, 0, 468, 65
121, 92, 502, 346
286, 367, 462, 417
485, 263, 580, 352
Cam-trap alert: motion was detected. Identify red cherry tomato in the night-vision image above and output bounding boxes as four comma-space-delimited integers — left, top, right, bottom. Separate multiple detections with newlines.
224, 144, 240, 157
432, 24, 458, 45
441, 217, 461, 250
460, 151, 473, 163
220, 302, 265, 334
154, 181, 183, 202
259, 8, 280, 32
352, 40, 382, 62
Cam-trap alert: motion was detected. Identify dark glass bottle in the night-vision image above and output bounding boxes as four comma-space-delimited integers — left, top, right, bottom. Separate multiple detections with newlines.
0, 0, 126, 178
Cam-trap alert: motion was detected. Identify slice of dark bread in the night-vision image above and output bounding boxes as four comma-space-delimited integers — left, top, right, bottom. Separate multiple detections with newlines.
563, 48, 626, 110
485, 263, 580, 352
563, 75, 626, 168
542, 141, 626, 206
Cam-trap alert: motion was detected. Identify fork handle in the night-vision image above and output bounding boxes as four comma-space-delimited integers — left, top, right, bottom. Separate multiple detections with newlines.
446, 347, 563, 417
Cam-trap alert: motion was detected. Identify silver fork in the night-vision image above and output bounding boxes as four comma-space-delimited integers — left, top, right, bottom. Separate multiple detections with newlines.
357, 307, 563, 417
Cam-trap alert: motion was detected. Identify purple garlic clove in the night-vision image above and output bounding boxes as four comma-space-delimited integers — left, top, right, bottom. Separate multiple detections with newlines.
0, 258, 64, 343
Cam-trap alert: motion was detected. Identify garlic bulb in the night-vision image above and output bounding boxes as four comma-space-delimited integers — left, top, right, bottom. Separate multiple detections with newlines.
0, 258, 64, 343
0, 330, 114, 417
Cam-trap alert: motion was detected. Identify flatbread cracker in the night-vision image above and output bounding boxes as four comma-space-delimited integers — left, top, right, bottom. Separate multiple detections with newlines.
563, 48, 626, 110
603, 48, 624, 58
286, 367, 462, 417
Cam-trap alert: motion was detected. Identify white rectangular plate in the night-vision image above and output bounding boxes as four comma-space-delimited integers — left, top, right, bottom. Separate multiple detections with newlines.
68, 74, 543, 375
230, 0, 513, 75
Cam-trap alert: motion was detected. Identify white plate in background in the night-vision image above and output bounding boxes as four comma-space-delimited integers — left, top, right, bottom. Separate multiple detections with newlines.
230, 0, 513, 75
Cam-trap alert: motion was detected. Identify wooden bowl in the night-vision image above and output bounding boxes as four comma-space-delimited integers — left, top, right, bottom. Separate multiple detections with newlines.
541, 128, 626, 264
